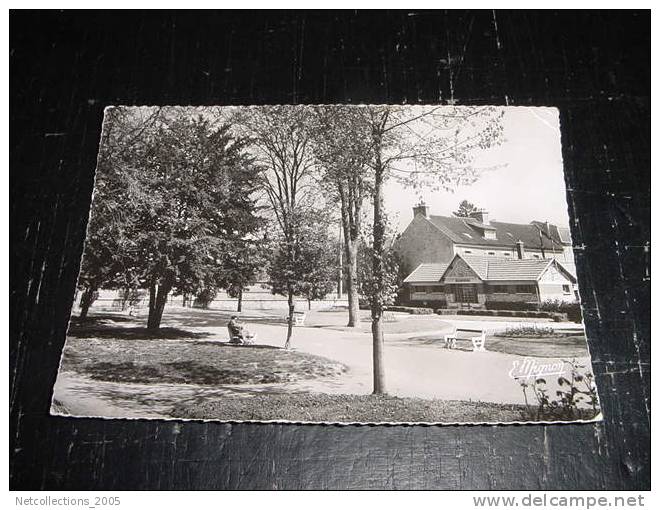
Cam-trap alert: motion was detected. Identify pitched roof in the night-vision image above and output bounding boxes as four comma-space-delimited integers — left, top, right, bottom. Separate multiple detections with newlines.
460, 255, 577, 282
531, 221, 572, 246
426, 215, 566, 249
403, 263, 449, 283
403, 256, 577, 284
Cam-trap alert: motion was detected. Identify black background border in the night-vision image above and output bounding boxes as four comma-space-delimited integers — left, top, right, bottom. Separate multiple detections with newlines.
10, 10, 650, 490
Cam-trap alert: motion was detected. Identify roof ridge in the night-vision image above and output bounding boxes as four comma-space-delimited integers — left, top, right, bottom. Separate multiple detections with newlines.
422, 215, 464, 243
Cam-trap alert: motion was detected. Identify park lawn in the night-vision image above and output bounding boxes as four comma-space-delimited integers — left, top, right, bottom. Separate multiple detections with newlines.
62, 317, 346, 386
485, 332, 589, 358
406, 331, 589, 358
171, 392, 533, 423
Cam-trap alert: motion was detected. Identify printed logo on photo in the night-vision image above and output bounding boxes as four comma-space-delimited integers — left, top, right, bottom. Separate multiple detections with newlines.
508, 358, 569, 381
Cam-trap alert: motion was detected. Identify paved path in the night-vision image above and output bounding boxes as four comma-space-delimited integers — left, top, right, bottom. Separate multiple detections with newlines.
236, 322, 589, 404
51, 310, 592, 419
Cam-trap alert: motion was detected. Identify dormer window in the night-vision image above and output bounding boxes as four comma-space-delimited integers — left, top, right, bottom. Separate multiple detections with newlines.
484, 230, 497, 240
463, 233, 472, 239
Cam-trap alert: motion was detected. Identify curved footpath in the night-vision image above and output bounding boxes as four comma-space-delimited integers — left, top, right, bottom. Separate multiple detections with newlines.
52, 314, 590, 419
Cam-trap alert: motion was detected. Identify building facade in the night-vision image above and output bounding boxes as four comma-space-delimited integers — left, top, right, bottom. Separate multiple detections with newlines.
397, 203, 578, 309
404, 253, 578, 309
395, 203, 575, 277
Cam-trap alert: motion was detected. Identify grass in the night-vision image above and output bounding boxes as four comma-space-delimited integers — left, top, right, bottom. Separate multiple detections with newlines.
486, 332, 589, 358
170, 392, 539, 423
61, 322, 347, 386
68, 314, 212, 340
407, 330, 589, 358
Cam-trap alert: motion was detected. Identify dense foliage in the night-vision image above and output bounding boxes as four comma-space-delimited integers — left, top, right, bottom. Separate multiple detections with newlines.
79, 107, 263, 329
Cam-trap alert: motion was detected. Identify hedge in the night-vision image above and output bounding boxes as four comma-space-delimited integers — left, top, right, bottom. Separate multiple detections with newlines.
384, 305, 434, 315
486, 301, 539, 311
434, 308, 568, 322
482, 299, 582, 323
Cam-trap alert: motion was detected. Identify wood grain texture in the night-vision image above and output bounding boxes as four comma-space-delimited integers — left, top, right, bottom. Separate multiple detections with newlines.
10, 11, 650, 490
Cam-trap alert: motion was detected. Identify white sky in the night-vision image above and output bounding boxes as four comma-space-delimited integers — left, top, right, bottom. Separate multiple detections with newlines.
384, 107, 570, 232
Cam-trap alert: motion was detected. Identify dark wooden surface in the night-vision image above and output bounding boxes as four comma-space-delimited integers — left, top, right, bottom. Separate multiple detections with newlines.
10, 11, 650, 490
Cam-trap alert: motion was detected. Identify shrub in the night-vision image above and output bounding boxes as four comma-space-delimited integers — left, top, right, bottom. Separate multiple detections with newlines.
516, 360, 599, 421
434, 309, 568, 321
385, 305, 434, 315
486, 301, 539, 311
495, 325, 558, 337
400, 299, 447, 309
539, 300, 582, 323
193, 288, 217, 309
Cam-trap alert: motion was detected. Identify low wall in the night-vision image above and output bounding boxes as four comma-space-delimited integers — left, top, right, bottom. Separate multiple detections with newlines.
74, 295, 349, 314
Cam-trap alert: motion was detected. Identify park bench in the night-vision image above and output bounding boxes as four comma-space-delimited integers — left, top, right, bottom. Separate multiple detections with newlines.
286, 311, 307, 326
444, 327, 486, 352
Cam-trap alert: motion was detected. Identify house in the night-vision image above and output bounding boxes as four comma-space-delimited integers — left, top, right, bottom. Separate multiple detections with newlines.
396, 202, 579, 308
395, 202, 575, 278
403, 253, 578, 309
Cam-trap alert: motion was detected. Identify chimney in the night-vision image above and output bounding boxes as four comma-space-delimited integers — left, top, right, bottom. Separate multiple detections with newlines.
515, 240, 525, 259
469, 208, 489, 225
413, 201, 429, 219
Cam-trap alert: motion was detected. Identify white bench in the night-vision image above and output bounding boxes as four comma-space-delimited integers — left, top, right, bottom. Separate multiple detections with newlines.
444, 327, 486, 352
287, 311, 306, 326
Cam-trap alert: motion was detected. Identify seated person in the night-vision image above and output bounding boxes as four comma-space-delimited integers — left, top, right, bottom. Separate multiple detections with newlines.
227, 316, 255, 344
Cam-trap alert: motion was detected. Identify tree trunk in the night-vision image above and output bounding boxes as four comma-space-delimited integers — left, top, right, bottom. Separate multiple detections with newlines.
345, 240, 360, 327
371, 312, 386, 394
237, 288, 243, 312
120, 287, 130, 311
147, 280, 171, 330
371, 163, 387, 394
284, 288, 295, 349
79, 286, 97, 321
339, 186, 361, 328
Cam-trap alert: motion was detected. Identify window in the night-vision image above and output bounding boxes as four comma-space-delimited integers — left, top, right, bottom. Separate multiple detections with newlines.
504, 252, 511, 257
426, 285, 444, 294
562, 284, 571, 294
488, 251, 495, 256
515, 285, 536, 294
454, 284, 478, 303
464, 250, 472, 254
533, 254, 540, 259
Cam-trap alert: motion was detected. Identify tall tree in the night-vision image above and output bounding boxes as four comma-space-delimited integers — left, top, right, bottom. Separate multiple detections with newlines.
453, 199, 478, 217
311, 106, 373, 327
76, 107, 161, 319
269, 217, 337, 318
234, 106, 322, 348
220, 238, 265, 312
138, 113, 262, 329
81, 107, 262, 330
359, 105, 504, 394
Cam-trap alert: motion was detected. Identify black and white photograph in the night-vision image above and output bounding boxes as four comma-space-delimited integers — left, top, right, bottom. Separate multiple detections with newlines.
50, 104, 601, 424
